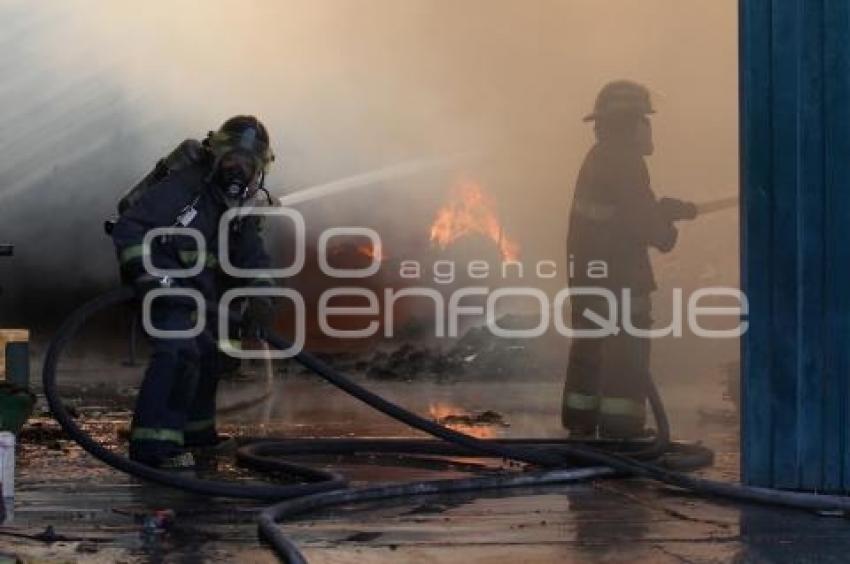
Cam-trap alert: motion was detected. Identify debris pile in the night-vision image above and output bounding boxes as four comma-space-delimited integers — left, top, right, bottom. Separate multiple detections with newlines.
356, 314, 554, 381
434, 409, 508, 428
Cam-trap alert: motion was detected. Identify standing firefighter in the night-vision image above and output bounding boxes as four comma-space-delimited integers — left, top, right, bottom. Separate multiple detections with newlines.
562, 81, 696, 438
111, 116, 277, 469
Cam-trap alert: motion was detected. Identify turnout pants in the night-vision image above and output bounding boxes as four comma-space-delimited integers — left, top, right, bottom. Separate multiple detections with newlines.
561, 294, 652, 437
129, 301, 225, 461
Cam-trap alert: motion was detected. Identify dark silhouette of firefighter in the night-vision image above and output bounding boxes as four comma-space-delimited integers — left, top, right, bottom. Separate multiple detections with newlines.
111, 116, 277, 469
562, 81, 697, 438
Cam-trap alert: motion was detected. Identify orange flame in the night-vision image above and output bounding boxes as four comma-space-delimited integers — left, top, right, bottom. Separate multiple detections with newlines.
357, 242, 385, 262
428, 401, 496, 440
429, 179, 520, 262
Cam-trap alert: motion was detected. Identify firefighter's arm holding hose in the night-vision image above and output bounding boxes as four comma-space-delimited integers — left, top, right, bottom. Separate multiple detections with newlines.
647, 196, 698, 253
608, 159, 696, 254
620, 175, 698, 254
658, 197, 698, 223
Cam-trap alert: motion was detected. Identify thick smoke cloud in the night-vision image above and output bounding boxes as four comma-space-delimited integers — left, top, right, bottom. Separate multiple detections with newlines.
0, 0, 738, 384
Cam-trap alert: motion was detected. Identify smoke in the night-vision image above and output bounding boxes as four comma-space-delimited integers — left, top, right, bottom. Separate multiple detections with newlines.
0, 0, 738, 381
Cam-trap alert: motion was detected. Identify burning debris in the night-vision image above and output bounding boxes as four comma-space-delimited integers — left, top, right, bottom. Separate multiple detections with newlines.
327, 239, 387, 266
429, 403, 508, 428
428, 402, 507, 439
358, 241, 384, 262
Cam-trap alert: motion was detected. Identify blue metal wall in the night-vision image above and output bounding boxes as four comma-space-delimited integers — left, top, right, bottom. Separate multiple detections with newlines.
741, 0, 850, 491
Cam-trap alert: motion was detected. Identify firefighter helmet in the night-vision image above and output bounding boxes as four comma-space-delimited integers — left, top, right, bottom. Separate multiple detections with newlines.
583, 80, 655, 122
207, 115, 274, 172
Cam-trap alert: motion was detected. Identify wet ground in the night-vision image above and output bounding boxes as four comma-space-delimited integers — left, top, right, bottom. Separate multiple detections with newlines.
2, 359, 847, 563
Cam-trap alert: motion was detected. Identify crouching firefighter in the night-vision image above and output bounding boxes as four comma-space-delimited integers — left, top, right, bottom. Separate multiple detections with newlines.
561, 81, 697, 439
109, 116, 278, 469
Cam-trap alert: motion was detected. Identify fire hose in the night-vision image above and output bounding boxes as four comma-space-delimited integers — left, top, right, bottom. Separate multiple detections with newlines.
42, 286, 850, 563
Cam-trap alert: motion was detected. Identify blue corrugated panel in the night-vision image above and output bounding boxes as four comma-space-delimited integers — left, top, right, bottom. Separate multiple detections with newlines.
741, 0, 850, 492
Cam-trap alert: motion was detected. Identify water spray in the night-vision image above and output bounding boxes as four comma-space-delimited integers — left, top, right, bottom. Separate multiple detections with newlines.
276, 153, 477, 207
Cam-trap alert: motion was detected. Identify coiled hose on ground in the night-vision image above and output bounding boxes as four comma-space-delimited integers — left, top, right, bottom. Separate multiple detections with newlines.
41, 287, 850, 562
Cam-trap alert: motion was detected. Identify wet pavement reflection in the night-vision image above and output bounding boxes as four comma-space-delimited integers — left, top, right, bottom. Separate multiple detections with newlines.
4, 364, 846, 563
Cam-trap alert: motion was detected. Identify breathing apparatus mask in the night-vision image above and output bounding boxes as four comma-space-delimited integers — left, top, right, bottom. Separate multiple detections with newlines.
215, 149, 262, 206
205, 116, 275, 207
